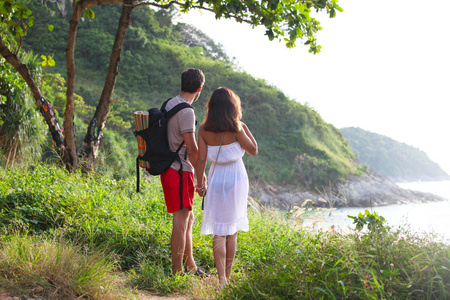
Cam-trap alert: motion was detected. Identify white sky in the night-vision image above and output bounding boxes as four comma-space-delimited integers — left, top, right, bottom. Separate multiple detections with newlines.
179, 0, 450, 175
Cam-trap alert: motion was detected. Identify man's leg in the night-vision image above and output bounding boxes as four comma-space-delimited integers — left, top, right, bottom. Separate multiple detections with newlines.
171, 207, 191, 274
184, 210, 197, 272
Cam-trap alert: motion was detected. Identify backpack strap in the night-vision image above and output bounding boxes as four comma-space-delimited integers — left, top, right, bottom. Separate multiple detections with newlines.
174, 142, 189, 210
136, 157, 140, 193
160, 98, 171, 112
166, 103, 193, 119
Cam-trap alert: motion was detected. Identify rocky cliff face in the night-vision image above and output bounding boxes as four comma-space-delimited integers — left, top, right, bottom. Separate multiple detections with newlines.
251, 170, 447, 210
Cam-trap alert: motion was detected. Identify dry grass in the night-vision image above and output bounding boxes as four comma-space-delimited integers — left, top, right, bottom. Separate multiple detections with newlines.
0, 234, 117, 299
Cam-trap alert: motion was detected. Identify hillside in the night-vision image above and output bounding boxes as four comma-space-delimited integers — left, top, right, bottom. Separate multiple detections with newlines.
17, 1, 360, 189
341, 127, 450, 182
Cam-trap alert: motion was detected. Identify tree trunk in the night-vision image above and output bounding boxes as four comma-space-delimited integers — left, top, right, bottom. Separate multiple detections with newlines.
0, 36, 66, 162
79, 0, 134, 171
65, 1, 85, 170
5, 139, 14, 169
11, 139, 18, 168
65, 0, 126, 171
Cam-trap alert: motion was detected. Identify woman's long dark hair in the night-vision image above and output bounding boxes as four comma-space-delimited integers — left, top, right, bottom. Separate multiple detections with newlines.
203, 87, 242, 133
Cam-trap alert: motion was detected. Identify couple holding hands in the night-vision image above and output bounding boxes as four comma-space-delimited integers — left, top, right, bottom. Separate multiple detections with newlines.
159, 68, 257, 287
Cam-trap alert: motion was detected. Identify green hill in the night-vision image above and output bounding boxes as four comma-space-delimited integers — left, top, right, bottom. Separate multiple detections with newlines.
341, 127, 450, 182
16, 1, 360, 188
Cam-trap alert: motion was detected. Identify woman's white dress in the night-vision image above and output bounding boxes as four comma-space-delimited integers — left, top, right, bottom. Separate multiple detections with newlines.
201, 141, 249, 236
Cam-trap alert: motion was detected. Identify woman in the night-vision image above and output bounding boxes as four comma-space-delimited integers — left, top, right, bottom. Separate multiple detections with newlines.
196, 87, 258, 287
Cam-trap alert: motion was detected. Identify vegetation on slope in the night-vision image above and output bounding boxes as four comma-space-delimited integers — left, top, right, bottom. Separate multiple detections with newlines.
10, 1, 359, 189
0, 164, 449, 299
341, 127, 450, 182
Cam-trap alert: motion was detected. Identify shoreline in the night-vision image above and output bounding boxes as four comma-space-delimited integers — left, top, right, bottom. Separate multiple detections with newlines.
250, 171, 448, 210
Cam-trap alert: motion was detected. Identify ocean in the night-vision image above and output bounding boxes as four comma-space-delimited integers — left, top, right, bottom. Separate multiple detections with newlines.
303, 181, 450, 241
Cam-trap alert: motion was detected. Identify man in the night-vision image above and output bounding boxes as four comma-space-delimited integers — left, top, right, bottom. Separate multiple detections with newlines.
160, 68, 206, 275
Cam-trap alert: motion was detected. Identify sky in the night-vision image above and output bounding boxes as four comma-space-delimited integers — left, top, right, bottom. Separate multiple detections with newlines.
179, 0, 450, 175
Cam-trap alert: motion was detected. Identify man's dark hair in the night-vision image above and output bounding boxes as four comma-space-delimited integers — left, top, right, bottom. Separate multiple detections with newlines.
181, 68, 205, 93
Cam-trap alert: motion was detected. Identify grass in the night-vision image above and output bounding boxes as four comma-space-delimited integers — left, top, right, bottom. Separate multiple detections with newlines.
0, 233, 116, 299
0, 163, 449, 299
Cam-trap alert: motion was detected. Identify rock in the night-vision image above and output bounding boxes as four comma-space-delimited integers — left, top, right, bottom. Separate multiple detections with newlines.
250, 170, 446, 210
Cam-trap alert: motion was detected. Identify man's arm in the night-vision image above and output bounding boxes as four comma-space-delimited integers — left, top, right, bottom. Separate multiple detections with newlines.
182, 131, 198, 167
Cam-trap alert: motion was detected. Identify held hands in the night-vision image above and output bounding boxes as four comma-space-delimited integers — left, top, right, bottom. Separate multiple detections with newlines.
196, 174, 207, 197
196, 184, 206, 197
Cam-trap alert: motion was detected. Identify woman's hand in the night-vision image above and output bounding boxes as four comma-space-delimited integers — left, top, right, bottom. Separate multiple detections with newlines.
196, 184, 207, 197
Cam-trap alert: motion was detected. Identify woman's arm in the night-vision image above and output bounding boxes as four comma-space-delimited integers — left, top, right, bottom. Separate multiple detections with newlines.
236, 122, 258, 156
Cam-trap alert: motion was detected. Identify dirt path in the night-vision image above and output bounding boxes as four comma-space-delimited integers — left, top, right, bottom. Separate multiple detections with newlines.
0, 290, 188, 300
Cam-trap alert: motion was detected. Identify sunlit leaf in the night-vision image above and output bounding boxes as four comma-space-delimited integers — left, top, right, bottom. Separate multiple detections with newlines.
86, 7, 95, 19
330, 7, 336, 18
48, 24, 54, 32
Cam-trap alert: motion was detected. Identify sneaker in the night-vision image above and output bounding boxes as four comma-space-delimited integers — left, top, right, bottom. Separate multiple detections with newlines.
188, 268, 210, 278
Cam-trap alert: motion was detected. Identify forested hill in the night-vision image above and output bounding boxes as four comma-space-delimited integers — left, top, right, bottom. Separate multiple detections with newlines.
20, 1, 361, 188
341, 127, 450, 182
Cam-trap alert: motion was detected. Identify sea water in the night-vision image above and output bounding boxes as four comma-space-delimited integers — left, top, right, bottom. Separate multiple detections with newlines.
303, 181, 450, 240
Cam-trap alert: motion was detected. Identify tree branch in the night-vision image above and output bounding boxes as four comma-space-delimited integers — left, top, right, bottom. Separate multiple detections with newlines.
0, 35, 65, 153
132, 0, 252, 24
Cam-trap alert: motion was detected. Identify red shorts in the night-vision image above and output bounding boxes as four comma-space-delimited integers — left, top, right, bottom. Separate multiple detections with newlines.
160, 167, 194, 213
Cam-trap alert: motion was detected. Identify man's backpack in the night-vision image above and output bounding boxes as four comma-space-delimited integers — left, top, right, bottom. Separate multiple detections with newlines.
134, 99, 193, 196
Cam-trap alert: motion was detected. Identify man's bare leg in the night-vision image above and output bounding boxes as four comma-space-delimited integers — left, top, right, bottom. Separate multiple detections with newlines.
171, 207, 191, 274
184, 210, 197, 272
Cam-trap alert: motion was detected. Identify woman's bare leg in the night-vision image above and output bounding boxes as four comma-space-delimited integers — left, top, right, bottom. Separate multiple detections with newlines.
213, 235, 227, 286
225, 232, 238, 281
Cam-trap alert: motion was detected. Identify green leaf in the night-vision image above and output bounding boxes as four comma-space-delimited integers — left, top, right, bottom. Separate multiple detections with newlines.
15, 26, 23, 37
48, 24, 54, 32
86, 7, 95, 19
41, 55, 48, 66
330, 7, 336, 18
82, 8, 95, 19
265, 29, 274, 41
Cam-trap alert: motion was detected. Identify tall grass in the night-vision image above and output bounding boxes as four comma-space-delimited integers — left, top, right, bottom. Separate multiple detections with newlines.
0, 233, 116, 299
1, 163, 449, 299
